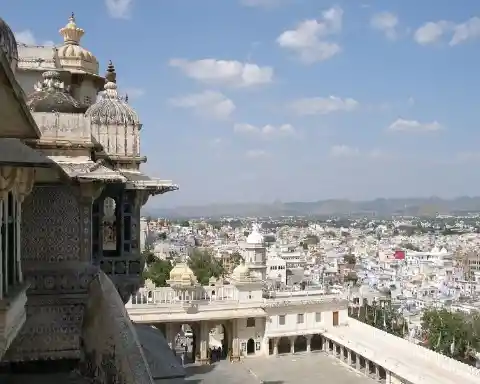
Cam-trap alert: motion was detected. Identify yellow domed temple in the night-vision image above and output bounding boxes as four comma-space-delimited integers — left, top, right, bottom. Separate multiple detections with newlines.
0, 14, 179, 383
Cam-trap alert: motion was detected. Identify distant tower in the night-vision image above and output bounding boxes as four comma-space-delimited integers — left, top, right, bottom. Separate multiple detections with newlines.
245, 223, 267, 281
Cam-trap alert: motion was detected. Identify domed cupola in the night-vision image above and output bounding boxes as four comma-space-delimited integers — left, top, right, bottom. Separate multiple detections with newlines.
57, 13, 99, 74
86, 61, 141, 158
27, 70, 87, 113
0, 17, 18, 73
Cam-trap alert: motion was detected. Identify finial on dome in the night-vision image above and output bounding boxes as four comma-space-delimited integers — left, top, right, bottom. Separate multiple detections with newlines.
105, 60, 117, 83
59, 12, 84, 45
125, 94, 129, 103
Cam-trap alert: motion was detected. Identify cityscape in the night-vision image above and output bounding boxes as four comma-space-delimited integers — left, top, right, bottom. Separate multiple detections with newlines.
1, 1, 480, 384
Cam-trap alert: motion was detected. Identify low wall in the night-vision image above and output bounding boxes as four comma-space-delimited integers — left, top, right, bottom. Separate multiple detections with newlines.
80, 271, 155, 383
349, 319, 480, 379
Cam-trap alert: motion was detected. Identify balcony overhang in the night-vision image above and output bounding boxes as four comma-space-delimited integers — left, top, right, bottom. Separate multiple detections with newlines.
0, 51, 41, 139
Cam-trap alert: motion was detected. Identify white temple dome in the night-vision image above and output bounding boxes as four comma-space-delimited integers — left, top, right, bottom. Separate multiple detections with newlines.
85, 61, 140, 126
0, 17, 18, 72
232, 262, 250, 280
57, 13, 99, 74
246, 223, 264, 245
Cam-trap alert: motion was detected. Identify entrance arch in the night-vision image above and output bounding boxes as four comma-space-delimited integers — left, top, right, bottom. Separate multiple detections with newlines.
294, 335, 307, 353
247, 338, 255, 355
277, 336, 291, 354
311, 334, 323, 351
179, 323, 197, 363
208, 323, 229, 360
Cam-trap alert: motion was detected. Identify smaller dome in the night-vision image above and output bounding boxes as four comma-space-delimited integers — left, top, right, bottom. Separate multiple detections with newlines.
85, 61, 140, 125
232, 262, 250, 281
169, 262, 197, 285
57, 13, 98, 74
26, 70, 87, 113
0, 17, 18, 72
247, 223, 264, 245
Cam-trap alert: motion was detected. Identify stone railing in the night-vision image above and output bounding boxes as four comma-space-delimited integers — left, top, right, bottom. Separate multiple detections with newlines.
80, 271, 155, 383
349, 319, 480, 379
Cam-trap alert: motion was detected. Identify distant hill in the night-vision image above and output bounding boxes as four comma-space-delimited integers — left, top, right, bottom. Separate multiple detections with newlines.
143, 197, 480, 219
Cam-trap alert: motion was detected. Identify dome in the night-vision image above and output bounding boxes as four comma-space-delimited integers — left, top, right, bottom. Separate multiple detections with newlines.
0, 17, 18, 72
168, 262, 197, 285
85, 61, 140, 126
232, 262, 250, 281
26, 70, 87, 113
246, 223, 264, 245
57, 14, 99, 74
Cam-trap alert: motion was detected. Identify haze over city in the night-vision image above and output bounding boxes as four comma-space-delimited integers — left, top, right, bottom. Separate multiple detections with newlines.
4, 0, 480, 208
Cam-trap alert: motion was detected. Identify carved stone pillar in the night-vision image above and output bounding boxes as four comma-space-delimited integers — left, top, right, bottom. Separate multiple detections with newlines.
273, 338, 278, 355
75, 183, 104, 263
197, 321, 209, 364
306, 335, 312, 353
289, 336, 295, 354
231, 319, 241, 361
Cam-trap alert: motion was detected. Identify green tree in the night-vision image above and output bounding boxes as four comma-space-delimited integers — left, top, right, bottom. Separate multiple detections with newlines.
144, 259, 173, 287
188, 249, 225, 285
230, 251, 243, 267
180, 220, 190, 227
421, 308, 480, 364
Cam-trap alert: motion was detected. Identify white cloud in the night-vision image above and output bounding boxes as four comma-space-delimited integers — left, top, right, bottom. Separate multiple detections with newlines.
370, 12, 399, 40
277, 6, 343, 63
387, 118, 442, 133
450, 17, 480, 46
245, 149, 269, 159
414, 21, 452, 45
290, 96, 359, 115
15, 30, 54, 46
330, 145, 360, 158
414, 17, 480, 46
105, 0, 133, 19
169, 90, 236, 120
169, 58, 273, 88
234, 123, 296, 138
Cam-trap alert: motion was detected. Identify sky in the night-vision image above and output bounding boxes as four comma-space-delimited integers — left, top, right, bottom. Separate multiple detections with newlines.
3, 0, 480, 208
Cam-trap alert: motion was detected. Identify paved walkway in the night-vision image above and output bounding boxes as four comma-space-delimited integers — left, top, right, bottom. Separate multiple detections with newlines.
185, 353, 376, 383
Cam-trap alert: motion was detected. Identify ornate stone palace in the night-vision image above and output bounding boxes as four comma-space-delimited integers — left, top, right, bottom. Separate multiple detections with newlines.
0, 14, 179, 383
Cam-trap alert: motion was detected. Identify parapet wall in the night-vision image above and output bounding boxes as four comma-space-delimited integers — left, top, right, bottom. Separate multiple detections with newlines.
349, 319, 480, 379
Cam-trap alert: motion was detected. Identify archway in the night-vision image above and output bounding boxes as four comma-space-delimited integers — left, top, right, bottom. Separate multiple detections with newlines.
247, 338, 255, 355
208, 323, 228, 361
178, 323, 197, 364
277, 336, 291, 354
311, 334, 323, 351
294, 335, 307, 353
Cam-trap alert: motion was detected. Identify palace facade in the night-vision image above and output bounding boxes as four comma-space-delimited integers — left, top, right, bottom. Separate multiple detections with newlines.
0, 14, 179, 383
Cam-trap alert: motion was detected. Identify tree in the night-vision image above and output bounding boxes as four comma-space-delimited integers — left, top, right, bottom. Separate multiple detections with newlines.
180, 220, 190, 227
144, 259, 173, 287
421, 308, 480, 364
188, 249, 225, 285
230, 251, 243, 267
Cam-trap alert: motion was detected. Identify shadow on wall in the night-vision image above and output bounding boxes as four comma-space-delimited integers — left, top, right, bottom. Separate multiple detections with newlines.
80, 271, 155, 384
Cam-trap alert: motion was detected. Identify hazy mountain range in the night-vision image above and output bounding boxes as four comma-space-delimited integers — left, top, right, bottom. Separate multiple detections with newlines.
144, 197, 480, 219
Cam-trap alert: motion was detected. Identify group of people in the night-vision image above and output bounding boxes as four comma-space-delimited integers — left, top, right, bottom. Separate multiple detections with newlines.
207, 346, 225, 364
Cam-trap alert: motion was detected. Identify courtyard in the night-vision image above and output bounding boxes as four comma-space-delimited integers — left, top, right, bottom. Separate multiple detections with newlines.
184, 353, 376, 384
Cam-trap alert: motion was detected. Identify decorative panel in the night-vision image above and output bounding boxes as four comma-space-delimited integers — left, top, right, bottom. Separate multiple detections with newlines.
21, 185, 81, 265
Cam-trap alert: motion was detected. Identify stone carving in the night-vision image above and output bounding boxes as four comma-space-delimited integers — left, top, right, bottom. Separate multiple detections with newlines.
21, 185, 81, 265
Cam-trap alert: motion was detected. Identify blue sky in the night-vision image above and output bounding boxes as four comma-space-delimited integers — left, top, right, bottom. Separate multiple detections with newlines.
3, 0, 480, 207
